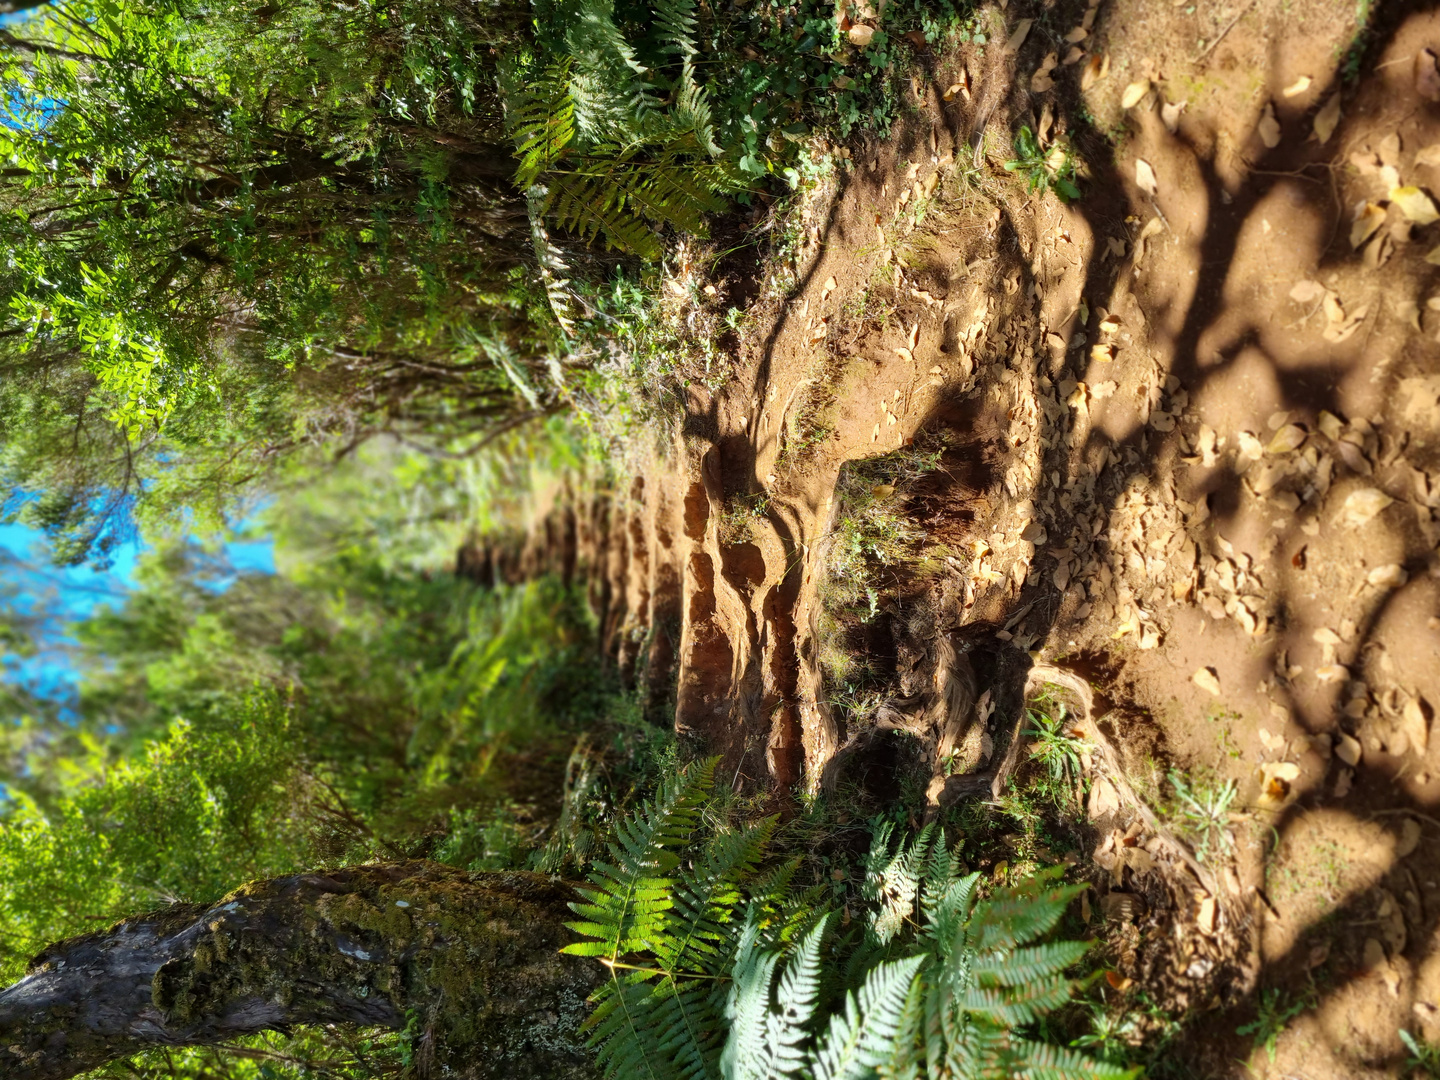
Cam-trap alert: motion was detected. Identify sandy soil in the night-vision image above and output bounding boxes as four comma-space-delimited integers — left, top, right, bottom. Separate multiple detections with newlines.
485, 1, 1440, 1072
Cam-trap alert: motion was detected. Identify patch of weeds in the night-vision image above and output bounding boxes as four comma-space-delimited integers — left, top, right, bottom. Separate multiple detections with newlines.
1026, 687, 1090, 810
1003, 126, 1081, 202
1164, 768, 1237, 864
1069, 996, 1144, 1066
1401, 1029, 1440, 1079
1336, 0, 1375, 83
1236, 987, 1311, 1063
1207, 706, 1244, 760
717, 492, 772, 545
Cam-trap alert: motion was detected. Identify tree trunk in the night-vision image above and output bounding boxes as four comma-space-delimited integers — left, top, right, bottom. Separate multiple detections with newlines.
0, 862, 602, 1080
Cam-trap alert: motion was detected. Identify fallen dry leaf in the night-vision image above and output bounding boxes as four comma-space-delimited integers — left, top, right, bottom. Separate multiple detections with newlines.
1337, 487, 1394, 527
1417, 143, 1440, 168
1290, 279, 1325, 303
1351, 202, 1387, 248
1397, 816, 1423, 857
1135, 158, 1158, 196
1336, 731, 1363, 766
1090, 343, 1115, 363
893, 347, 914, 363
847, 23, 875, 47
1192, 668, 1222, 696
820, 276, 837, 302
1258, 102, 1281, 149
1196, 895, 1217, 934
1064, 26, 1088, 44
1267, 424, 1307, 454
1317, 664, 1351, 684
1080, 53, 1109, 92
1391, 186, 1440, 224
1258, 761, 1301, 808
1312, 93, 1342, 144
1161, 98, 1187, 134
1402, 697, 1429, 756
1121, 79, 1150, 109
1006, 18, 1033, 52
1088, 776, 1121, 819
1367, 563, 1407, 590
1282, 74, 1312, 97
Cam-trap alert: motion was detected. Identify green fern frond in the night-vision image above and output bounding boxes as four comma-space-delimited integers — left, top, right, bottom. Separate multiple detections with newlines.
1005, 1038, 1142, 1080
970, 940, 1090, 987
660, 818, 777, 972
811, 955, 927, 1080
562, 756, 718, 961
505, 59, 578, 188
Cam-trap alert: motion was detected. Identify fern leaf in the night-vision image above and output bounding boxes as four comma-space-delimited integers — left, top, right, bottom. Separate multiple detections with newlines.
811, 955, 926, 1080
1006, 1038, 1142, 1080
562, 757, 718, 961
660, 817, 776, 973
970, 940, 1090, 986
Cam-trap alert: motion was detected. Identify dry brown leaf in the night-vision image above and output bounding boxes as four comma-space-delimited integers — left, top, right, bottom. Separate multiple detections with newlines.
820, 276, 837, 302
893, 346, 914, 363
1402, 697, 1429, 756
847, 23, 875, 47
1236, 430, 1264, 461
1313, 627, 1343, 646
1121, 79, 1150, 109
1363, 233, 1393, 271
1392, 186, 1440, 224
1416, 143, 1440, 168
1031, 70, 1054, 93
1290, 279, 1325, 303
1337, 487, 1394, 527
1161, 98, 1187, 134
1336, 731, 1363, 765
1427, 245, 1440, 265
1351, 202, 1387, 248
1258, 102, 1281, 149
1367, 563, 1408, 589
1192, 668, 1221, 696
1135, 158, 1158, 196
1088, 776, 1121, 819
1312, 93, 1341, 144
1092, 380, 1117, 399
1062, 45, 1086, 66
943, 82, 964, 101
1257, 761, 1301, 808
1317, 664, 1351, 684
1282, 74, 1312, 97
1196, 896, 1217, 935
1397, 817, 1423, 857
1317, 410, 1345, 440
1006, 17, 1033, 52
1267, 424, 1307, 454
1080, 53, 1108, 92
1065, 26, 1088, 44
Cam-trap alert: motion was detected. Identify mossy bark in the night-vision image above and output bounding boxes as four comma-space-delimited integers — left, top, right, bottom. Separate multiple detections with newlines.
0, 862, 602, 1080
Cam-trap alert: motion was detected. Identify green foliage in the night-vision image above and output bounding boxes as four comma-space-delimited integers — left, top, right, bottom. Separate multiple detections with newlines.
1003, 127, 1082, 203
1235, 988, 1309, 1064
1401, 1028, 1440, 1079
565, 772, 1133, 1080
0, 693, 309, 980
1026, 692, 1089, 810
1164, 770, 1237, 864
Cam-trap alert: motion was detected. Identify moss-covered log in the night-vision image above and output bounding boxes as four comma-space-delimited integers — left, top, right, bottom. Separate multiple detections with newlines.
0, 862, 602, 1080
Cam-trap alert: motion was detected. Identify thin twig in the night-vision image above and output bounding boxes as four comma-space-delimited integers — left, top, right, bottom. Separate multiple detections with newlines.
1192, 0, 1258, 64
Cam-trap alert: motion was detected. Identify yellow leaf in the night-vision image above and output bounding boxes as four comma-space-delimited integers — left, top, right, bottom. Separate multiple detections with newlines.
1390, 185, 1440, 225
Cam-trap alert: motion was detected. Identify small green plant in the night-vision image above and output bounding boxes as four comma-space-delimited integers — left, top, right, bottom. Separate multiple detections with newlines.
1236, 988, 1309, 1063
1003, 126, 1081, 202
1027, 691, 1089, 807
1165, 770, 1237, 864
1401, 1028, 1440, 1078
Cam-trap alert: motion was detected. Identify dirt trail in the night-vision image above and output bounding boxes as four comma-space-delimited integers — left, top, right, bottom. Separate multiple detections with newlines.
480, 2, 1440, 1072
